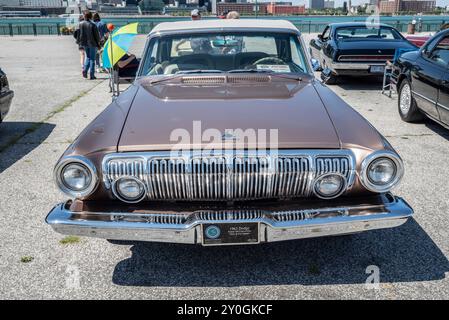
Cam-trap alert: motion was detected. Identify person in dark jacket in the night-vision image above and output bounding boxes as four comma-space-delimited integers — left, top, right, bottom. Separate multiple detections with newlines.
73, 15, 85, 73
79, 11, 101, 80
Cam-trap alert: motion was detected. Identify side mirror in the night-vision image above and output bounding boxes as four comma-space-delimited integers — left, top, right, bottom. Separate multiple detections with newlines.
317, 34, 323, 41
111, 58, 141, 97
311, 58, 321, 71
421, 48, 430, 58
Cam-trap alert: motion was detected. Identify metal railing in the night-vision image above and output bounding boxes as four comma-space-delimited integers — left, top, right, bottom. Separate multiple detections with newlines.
0, 19, 447, 36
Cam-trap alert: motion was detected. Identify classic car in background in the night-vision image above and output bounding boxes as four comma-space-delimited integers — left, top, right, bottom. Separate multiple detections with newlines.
395, 29, 449, 127
406, 35, 432, 47
405, 23, 449, 47
46, 20, 413, 246
0, 68, 14, 124
310, 22, 417, 84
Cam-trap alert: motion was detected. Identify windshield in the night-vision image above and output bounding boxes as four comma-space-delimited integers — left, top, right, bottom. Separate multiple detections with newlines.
335, 27, 403, 41
138, 32, 309, 77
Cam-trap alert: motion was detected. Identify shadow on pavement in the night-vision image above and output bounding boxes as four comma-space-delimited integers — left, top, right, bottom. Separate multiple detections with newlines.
425, 119, 449, 141
112, 218, 448, 287
0, 121, 55, 173
334, 76, 384, 91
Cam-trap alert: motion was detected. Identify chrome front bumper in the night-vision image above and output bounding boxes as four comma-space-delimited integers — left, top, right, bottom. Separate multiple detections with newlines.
46, 194, 413, 245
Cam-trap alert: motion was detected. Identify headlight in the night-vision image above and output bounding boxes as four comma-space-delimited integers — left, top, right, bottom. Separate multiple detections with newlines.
361, 151, 403, 193
368, 158, 396, 185
313, 173, 347, 199
62, 164, 91, 191
54, 156, 98, 198
112, 177, 146, 203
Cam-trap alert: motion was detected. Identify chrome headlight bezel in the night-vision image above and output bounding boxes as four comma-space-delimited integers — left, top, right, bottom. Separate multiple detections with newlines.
313, 173, 347, 199
360, 151, 404, 193
54, 156, 98, 198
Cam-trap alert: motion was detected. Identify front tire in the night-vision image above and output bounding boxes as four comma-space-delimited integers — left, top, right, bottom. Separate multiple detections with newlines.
398, 79, 424, 122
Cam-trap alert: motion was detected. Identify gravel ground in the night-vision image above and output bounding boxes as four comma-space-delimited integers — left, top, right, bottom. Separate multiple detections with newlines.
0, 34, 448, 300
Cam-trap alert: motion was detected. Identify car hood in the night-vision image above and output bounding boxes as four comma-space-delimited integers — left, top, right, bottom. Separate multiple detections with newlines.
117, 76, 342, 151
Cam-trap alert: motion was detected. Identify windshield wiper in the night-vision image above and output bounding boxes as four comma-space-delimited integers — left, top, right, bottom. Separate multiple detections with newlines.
176, 69, 224, 74
228, 69, 271, 74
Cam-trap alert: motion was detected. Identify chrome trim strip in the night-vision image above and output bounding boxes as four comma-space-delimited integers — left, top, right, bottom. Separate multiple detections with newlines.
437, 102, 449, 112
328, 61, 385, 71
147, 27, 302, 38
101, 150, 356, 202
412, 90, 436, 105
337, 55, 393, 62
46, 195, 413, 245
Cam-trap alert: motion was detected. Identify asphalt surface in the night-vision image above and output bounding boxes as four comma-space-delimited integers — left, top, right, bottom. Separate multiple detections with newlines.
0, 34, 448, 299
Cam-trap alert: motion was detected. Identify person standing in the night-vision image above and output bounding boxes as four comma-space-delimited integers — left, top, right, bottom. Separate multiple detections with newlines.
190, 9, 201, 21
73, 15, 85, 73
79, 11, 101, 80
93, 13, 108, 73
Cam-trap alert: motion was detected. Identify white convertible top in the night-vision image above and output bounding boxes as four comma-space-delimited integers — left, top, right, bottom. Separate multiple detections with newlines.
149, 19, 299, 35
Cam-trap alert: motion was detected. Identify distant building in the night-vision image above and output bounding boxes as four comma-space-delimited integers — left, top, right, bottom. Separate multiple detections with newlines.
216, 2, 267, 15
401, 0, 435, 12
17, 0, 64, 6
0, 0, 66, 15
379, 0, 435, 14
324, 0, 334, 8
309, 0, 324, 9
0, 0, 21, 6
266, 3, 305, 15
379, 0, 397, 13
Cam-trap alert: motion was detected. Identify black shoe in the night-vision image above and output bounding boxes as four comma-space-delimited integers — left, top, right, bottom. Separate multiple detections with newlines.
89, 76, 97, 80
82, 71, 87, 78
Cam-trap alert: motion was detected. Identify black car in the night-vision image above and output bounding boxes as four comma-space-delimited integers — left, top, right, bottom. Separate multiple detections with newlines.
309, 22, 417, 84
395, 29, 449, 127
0, 68, 13, 124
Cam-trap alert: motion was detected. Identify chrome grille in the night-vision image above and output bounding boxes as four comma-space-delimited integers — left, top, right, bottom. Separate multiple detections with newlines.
181, 76, 226, 84
103, 150, 355, 201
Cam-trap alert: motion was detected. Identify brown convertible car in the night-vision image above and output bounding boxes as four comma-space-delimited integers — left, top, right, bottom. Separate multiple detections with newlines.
46, 20, 413, 246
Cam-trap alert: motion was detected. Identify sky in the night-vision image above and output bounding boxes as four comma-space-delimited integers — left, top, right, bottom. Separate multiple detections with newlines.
289, 0, 449, 7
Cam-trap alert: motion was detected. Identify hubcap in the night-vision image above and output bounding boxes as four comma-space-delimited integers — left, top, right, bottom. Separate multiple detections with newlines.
400, 83, 411, 115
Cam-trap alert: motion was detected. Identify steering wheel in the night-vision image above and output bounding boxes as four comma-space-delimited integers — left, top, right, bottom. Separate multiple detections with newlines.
252, 57, 286, 65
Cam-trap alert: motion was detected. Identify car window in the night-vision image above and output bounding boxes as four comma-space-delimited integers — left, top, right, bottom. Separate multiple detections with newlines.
139, 32, 309, 76
422, 35, 440, 56
243, 36, 277, 55
335, 26, 401, 40
322, 27, 330, 40
429, 36, 449, 67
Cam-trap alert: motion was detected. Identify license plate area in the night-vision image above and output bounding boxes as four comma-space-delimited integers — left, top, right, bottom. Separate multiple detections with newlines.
201, 222, 260, 246
370, 65, 384, 73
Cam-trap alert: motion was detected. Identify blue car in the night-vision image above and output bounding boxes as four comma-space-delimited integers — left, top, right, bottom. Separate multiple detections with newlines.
0, 68, 14, 124
309, 22, 417, 84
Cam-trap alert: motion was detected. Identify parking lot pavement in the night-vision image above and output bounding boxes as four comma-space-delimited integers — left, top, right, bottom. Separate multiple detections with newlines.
0, 36, 448, 299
